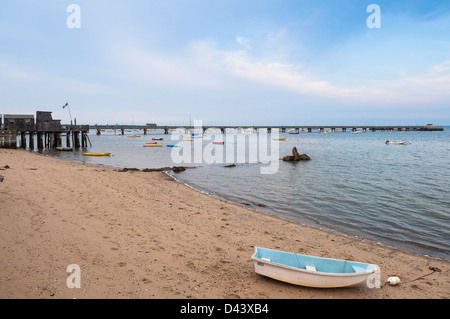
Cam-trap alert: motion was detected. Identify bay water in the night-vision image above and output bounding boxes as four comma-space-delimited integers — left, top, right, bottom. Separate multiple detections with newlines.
39, 127, 450, 261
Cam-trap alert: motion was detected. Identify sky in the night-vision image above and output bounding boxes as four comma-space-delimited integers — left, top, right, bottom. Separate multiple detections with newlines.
1, 0, 449, 126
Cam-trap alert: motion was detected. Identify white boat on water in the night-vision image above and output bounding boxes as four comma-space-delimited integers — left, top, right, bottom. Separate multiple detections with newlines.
385, 140, 409, 145
251, 247, 379, 288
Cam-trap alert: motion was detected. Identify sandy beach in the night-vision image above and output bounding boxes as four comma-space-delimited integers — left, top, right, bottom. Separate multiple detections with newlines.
0, 148, 448, 299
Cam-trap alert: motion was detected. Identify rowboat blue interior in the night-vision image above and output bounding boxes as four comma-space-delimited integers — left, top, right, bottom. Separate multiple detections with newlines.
254, 247, 376, 274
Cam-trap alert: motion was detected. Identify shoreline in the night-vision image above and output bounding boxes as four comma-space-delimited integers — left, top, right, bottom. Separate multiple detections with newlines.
166, 170, 448, 263
26, 133, 449, 263
0, 148, 448, 299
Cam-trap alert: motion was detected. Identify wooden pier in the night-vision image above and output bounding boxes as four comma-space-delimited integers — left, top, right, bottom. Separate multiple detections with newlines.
91, 124, 444, 135
0, 112, 90, 150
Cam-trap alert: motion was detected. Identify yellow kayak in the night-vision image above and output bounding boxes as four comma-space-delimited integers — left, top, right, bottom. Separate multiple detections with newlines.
83, 153, 111, 156
126, 135, 141, 138
143, 144, 163, 147
273, 138, 287, 141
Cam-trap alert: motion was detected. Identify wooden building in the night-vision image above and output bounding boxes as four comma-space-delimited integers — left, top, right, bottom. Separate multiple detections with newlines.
36, 111, 62, 132
3, 114, 35, 132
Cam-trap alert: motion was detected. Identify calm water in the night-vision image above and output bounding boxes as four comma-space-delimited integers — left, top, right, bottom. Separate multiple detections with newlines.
38, 127, 450, 261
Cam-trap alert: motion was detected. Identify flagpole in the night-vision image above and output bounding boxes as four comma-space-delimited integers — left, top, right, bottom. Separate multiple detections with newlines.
69, 103, 75, 149
67, 103, 73, 127
63, 102, 75, 149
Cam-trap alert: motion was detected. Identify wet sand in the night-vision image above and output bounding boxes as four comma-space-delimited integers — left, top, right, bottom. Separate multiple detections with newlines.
0, 149, 448, 299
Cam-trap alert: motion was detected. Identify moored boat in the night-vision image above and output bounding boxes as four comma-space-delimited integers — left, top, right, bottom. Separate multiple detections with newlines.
152, 137, 163, 140
251, 247, 378, 288
126, 135, 140, 138
272, 138, 287, 141
167, 145, 181, 147
385, 140, 408, 145
213, 141, 224, 145
143, 144, 163, 147
83, 153, 111, 156
146, 142, 158, 144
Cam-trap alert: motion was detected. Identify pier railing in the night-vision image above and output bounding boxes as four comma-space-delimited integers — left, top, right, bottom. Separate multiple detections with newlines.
0, 130, 17, 149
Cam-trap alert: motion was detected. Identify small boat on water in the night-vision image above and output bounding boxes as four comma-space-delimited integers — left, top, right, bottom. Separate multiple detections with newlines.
56, 147, 73, 151
182, 136, 194, 141
213, 141, 224, 145
83, 153, 111, 156
143, 144, 163, 147
273, 138, 287, 141
386, 140, 409, 145
167, 145, 181, 148
251, 247, 378, 288
146, 142, 158, 144
126, 135, 140, 138
152, 137, 163, 140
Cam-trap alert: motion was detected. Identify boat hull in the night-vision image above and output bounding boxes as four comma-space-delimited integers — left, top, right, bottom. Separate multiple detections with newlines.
386, 141, 408, 145
143, 145, 163, 147
252, 247, 378, 288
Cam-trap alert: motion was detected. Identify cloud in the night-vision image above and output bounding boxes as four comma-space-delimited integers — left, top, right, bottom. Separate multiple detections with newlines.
0, 59, 110, 95
429, 60, 450, 74
236, 36, 252, 50
399, 61, 450, 98
108, 38, 450, 108
0, 61, 41, 82
220, 50, 404, 104
112, 44, 228, 90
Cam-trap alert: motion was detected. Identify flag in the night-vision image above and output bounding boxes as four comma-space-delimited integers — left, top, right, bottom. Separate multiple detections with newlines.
63, 102, 68, 109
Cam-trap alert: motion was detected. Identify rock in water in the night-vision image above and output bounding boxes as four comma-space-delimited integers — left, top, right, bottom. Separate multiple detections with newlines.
297, 154, 311, 161
282, 147, 311, 162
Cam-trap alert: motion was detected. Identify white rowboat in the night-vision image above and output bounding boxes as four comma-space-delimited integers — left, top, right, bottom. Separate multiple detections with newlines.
251, 247, 379, 288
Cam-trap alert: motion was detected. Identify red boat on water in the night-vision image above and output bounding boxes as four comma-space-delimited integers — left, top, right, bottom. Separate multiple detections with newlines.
213, 142, 224, 145
146, 142, 158, 144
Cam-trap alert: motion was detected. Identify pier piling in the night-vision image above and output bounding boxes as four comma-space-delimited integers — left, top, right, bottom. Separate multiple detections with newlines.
74, 132, 80, 148
29, 132, 34, 150
37, 132, 43, 150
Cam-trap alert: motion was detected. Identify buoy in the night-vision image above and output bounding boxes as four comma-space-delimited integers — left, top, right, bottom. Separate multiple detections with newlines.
387, 276, 401, 286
